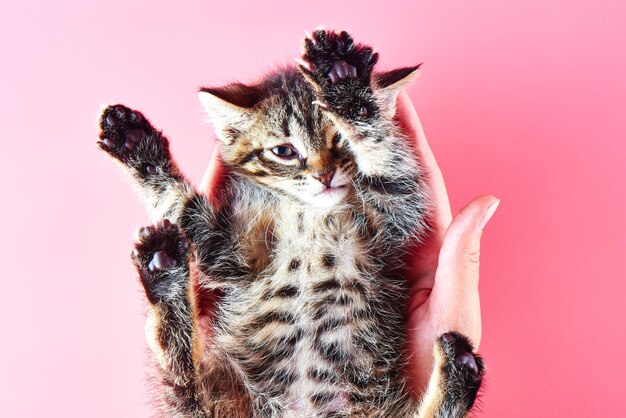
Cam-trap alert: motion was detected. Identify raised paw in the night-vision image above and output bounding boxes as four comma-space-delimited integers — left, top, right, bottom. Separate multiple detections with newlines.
131, 219, 191, 305
300, 29, 378, 86
298, 29, 379, 120
436, 332, 484, 412
98, 104, 168, 172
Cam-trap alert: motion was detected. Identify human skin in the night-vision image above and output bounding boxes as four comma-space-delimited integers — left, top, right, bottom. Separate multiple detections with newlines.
199, 92, 499, 397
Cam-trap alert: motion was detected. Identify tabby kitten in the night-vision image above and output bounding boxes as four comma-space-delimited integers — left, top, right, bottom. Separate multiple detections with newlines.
98, 29, 484, 417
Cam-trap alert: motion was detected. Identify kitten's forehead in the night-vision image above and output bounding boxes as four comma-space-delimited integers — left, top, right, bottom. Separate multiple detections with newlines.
258, 71, 329, 152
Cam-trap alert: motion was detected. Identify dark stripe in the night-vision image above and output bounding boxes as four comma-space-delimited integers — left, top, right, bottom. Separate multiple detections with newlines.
272, 368, 298, 386
285, 101, 294, 118
361, 175, 417, 195
266, 345, 296, 363
292, 112, 307, 130
322, 254, 336, 268
282, 118, 291, 137
257, 154, 301, 177
307, 368, 339, 384
274, 285, 299, 298
312, 278, 341, 293
297, 212, 304, 232
312, 305, 327, 320
237, 149, 261, 166
248, 311, 295, 329
315, 341, 349, 363
315, 317, 349, 337
310, 392, 336, 406
337, 294, 352, 306
289, 258, 301, 272
276, 327, 304, 346
312, 293, 354, 307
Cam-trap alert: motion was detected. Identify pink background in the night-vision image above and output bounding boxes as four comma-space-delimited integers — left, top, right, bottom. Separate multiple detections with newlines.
1, 1, 625, 416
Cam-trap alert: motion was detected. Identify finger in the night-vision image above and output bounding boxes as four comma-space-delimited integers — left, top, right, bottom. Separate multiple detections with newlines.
199, 145, 225, 202
395, 92, 452, 230
430, 195, 500, 347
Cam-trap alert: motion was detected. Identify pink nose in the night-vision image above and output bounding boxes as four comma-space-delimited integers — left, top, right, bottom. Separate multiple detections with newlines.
313, 169, 336, 188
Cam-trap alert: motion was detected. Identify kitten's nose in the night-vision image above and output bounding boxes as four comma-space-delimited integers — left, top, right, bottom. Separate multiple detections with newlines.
313, 169, 336, 188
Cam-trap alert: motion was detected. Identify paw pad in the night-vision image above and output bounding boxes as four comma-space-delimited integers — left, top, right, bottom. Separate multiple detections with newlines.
455, 352, 479, 374
148, 250, 178, 271
438, 332, 484, 377
131, 220, 190, 304
299, 29, 378, 86
132, 219, 190, 273
98, 104, 155, 160
328, 60, 357, 83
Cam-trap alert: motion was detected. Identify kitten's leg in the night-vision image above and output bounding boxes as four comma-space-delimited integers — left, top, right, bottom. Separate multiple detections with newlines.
98, 104, 197, 223
98, 105, 245, 280
416, 332, 484, 418
298, 30, 428, 246
131, 220, 207, 417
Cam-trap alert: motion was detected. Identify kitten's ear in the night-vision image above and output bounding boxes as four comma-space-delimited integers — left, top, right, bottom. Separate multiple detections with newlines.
198, 83, 262, 142
373, 64, 421, 118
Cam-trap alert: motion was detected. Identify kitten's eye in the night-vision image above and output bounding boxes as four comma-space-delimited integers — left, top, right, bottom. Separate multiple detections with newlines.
271, 144, 299, 159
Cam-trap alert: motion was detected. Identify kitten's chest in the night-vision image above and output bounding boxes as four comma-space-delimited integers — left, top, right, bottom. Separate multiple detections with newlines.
270, 208, 364, 278
219, 204, 404, 413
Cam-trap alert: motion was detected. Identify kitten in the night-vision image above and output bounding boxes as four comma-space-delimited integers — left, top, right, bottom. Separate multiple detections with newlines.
98, 29, 484, 417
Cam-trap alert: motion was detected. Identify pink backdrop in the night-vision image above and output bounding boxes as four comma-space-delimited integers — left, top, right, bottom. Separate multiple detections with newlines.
2, 1, 625, 416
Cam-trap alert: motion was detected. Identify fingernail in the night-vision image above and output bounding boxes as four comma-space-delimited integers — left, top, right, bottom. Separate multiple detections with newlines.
478, 199, 500, 231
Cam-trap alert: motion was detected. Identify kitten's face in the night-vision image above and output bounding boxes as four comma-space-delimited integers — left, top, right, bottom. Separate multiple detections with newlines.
199, 71, 361, 208
224, 98, 356, 208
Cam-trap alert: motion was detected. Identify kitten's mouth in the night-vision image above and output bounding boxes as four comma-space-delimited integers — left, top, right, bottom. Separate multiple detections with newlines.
314, 184, 348, 196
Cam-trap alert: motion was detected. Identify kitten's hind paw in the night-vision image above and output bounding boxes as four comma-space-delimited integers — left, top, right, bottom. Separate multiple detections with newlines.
131, 219, 191, 305
98, 104, 169, 173
434, 332, 485, 412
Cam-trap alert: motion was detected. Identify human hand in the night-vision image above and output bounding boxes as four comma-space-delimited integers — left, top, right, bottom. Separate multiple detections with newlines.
394, 92, 499, 396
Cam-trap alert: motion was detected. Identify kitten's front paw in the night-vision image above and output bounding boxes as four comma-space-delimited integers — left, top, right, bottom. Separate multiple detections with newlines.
298, 29, 379, 120
436, 332, 485, 410
131, 219, 191, 304
98, 105, 168, 172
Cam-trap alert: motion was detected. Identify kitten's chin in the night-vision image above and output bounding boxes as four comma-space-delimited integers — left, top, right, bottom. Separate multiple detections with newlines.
300, 185, 350, 208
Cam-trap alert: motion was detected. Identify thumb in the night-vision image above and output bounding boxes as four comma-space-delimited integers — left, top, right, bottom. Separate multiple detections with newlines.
199, 145, 225, 203
430, 195, 500, 348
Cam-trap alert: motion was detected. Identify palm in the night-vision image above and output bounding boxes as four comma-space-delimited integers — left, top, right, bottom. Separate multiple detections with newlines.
393, 92, 487, 396
404, 220, 483, 395
403, 215, 451, 395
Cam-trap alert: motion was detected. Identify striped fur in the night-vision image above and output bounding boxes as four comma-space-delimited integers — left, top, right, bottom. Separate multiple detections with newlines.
98, 29, 483, 417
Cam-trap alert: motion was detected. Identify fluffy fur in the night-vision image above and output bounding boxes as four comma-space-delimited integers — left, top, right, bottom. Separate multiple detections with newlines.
98, 29, 484, 417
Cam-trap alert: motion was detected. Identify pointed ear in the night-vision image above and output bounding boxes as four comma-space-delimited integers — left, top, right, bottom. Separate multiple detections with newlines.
374, 64, 422, 90
198, 83, 263, 142
373, 64, 421, 118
